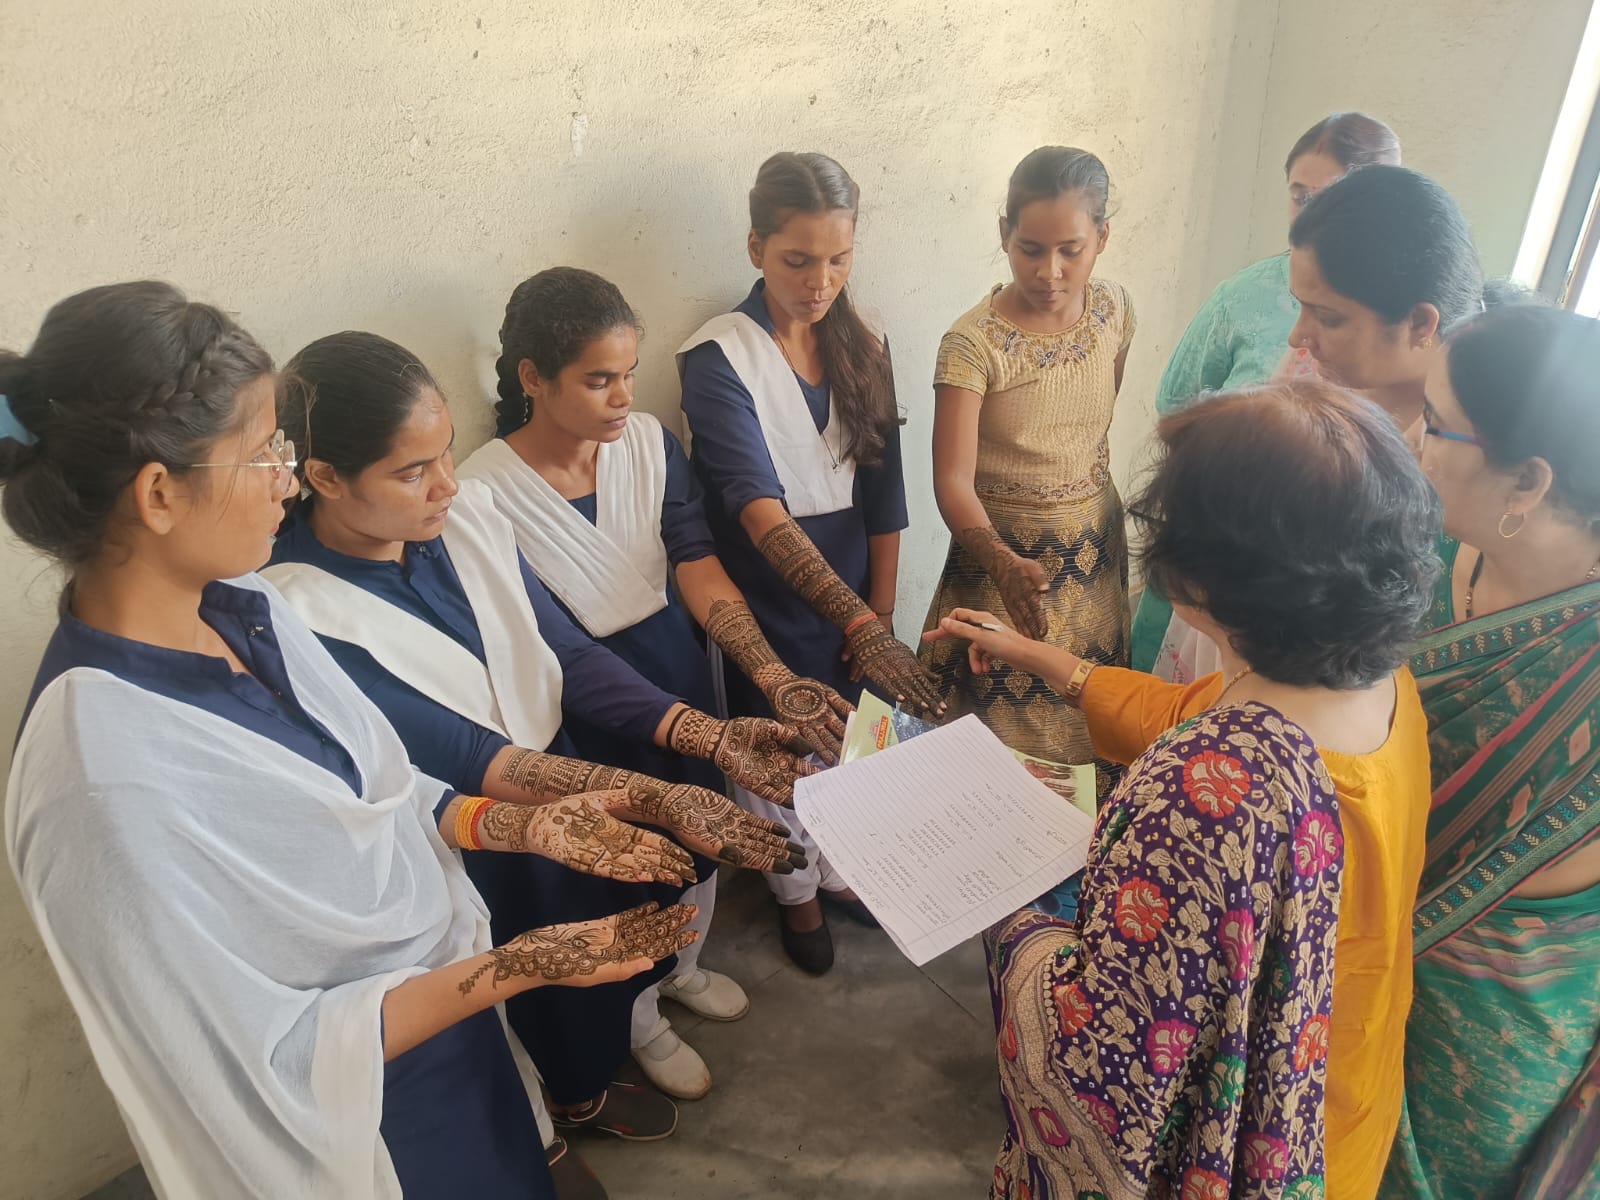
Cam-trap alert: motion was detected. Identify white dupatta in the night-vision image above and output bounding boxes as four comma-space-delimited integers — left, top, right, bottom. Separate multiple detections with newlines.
677, 311, 856, 519
457, 415, 670, 638
262, 480, 564, 750
5, 575, 487, 1200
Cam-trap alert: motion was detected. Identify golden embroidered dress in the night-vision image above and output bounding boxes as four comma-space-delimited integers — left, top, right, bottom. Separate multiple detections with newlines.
919, 279, 1135, 763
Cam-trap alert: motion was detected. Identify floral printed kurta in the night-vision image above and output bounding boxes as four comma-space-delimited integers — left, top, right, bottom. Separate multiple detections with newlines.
988, 702, 1343, 1199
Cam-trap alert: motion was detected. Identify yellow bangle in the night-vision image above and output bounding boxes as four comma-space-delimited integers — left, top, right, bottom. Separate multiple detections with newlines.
1061, 659, 1096, 705
454, 796, 492, 851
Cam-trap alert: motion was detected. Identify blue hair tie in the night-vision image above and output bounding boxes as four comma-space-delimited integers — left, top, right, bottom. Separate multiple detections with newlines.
0, 394, 38, 447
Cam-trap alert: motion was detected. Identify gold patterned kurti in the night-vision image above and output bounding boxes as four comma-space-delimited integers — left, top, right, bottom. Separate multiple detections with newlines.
919, 279, 1135, 764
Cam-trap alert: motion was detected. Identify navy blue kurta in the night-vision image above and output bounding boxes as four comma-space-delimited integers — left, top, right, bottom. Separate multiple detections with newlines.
542, 424, 723, 793
680, 281, 909, 719
23, 583, 552, 1199
270, 511, 693, 1104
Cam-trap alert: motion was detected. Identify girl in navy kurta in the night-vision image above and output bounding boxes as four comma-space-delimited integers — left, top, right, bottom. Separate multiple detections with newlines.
461, 266, 857, 1075
677, 152, 944, 972
269, 331, 810, 1127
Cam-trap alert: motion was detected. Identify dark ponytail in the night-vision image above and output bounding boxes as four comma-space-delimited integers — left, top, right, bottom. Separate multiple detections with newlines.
749, 151, 897, 467
279, 331, 438, 485
0, 281, 272, 570
494, 268, 641, 438
1290, 165, 1483, 329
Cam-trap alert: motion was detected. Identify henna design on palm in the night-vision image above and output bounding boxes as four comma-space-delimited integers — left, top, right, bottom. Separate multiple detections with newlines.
459, 902, 698, 995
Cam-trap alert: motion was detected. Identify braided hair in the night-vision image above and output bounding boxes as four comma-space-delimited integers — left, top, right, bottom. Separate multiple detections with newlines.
493, 268, 640, 438
0, 281, 273, 569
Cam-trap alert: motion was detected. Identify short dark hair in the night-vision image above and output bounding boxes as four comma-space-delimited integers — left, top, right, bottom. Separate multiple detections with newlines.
1133, 380, 1441, 689
1284, 111, 1401, 174
1290, 165, 1483, 329
494, 268, 641, 437
278, 331, 438, 481
1445, 305, 1600, 529
0, 281, 273, 569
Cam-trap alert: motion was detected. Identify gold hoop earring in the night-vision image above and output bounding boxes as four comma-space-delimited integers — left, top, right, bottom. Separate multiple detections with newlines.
1498, 511, 1526, 539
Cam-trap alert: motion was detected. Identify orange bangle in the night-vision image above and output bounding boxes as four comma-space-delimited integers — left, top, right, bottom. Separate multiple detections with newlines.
454, 796, 492, 851
1060, 659, 1096, 705
843, 612, 879, 638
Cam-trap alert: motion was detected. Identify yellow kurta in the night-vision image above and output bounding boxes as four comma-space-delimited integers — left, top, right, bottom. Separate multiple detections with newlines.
1082, 666, 1432, 1200
919, 280, 1136, 765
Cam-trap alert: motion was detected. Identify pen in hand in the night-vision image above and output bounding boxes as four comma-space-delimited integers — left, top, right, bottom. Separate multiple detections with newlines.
955, 616, 1005, 633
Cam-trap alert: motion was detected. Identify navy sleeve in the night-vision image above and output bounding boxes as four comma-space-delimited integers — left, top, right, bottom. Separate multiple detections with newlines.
310, 633, 511, 794
680, 341, 785, 518
660, 425, 717, 565
516, 553, 681, 742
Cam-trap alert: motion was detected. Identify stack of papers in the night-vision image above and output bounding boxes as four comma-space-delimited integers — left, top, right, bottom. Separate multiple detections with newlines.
795, 715, 1097, 966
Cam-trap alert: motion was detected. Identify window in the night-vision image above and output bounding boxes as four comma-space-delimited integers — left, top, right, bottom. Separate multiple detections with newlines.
1514, 0, 1600, 312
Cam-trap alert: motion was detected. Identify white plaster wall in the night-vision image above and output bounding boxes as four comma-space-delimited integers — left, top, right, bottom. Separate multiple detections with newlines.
1241, 0, 1593, 274
0, 2, 1580, 1195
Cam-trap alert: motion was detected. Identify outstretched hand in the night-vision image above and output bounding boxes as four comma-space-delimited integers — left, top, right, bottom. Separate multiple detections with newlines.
920, 608, 1036, 678
461, 902, 700, 995
607, 780, 808, 873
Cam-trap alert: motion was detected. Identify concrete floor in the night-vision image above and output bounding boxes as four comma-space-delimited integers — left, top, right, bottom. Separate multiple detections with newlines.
86, 868, 1003, 1199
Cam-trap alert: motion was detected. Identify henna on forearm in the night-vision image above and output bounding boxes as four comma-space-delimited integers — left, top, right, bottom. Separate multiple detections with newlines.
956, 524, 1048, 640
473, 796, 695, 884
756, 517, 875, 631
498, 747, 632, 800
705, 597, 786, 682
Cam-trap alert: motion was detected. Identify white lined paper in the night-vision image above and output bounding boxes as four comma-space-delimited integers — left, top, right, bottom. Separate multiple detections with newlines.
794, 715, 1095, 965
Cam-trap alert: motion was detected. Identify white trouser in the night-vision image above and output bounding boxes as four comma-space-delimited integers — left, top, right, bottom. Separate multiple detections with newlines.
733, 782, 848, 905
629, 875, 716, 1048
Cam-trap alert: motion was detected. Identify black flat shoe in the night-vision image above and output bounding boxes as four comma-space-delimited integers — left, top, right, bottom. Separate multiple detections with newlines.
546, 1136, 608, 1200
819, 889, 880, 928
778, 907, 834, 974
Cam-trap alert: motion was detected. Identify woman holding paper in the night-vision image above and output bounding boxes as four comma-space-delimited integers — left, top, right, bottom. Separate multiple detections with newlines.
0, 282, 698, 1200
267, 332, 809, 1130
927, 379, 1439, 1200
678, 150, 942, 972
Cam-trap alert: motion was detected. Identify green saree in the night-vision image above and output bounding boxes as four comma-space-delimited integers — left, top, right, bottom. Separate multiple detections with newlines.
1381, 539, 1600, 1199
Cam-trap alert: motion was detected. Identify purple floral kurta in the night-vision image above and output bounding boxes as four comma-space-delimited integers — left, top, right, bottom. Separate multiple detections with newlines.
989, 703, 1343, 1200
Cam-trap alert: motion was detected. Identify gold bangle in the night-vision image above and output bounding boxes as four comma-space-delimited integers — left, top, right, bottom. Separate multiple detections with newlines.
454, 796, 491, 851
1061, 659, 1096, 705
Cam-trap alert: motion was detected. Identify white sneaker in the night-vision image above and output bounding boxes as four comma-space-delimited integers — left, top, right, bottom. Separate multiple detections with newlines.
632, 1019, 712, 1100
659, 969, 750, 1022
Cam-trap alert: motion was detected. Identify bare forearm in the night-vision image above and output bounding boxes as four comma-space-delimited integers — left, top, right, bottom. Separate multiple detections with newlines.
866, 531, 900, 618
381, 947, 543, 1060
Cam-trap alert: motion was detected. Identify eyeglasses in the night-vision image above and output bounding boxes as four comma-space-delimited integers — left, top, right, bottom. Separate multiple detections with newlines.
181, 430, 299, 488
1421, 418, 1484, 448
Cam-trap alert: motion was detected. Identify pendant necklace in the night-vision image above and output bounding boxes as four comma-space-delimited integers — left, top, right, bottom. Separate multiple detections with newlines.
773, 331, 843, 472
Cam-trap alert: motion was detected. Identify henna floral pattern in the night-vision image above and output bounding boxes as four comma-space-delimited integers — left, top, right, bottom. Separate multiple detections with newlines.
459, 901, 698, 995
494, 748, 803, 870
704, 596, 853, 762
958, 525, 1049, 640
757, 516, 943, 713
665, 709, 816, 806
985, 704, 1341, 1199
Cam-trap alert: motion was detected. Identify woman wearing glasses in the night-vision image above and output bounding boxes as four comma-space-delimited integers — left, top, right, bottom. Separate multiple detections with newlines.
0, 282, 699, 1199
1382, 305, 1600, 1200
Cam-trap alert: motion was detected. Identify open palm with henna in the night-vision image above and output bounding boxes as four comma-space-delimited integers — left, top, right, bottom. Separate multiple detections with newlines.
754, 665, 853, 765
460, 902, 699, 996
607, 780, 808, 873
484, 795, 697, 885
